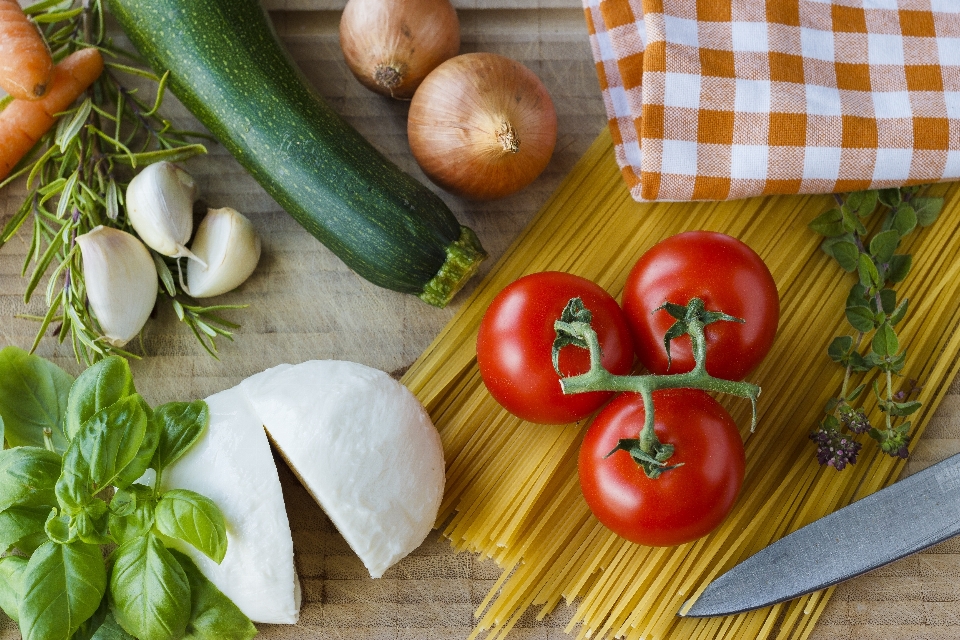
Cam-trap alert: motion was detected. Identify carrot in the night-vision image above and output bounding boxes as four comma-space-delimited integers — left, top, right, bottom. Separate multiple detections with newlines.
0, 0, 54, 100
0, 47, 103, 181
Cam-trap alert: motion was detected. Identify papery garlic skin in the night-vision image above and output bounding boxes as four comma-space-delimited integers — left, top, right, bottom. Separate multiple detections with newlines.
125, 161, 200, 260
76, 226, 159, 347
186, 207, 262, 298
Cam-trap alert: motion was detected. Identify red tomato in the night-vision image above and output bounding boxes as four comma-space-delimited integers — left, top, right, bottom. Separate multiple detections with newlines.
477, 271, 634, 424
578, 389, 745, 546
622, 231, 779, 381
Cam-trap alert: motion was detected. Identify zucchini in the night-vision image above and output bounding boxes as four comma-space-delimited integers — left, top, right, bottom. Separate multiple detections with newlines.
106, 0, 485, 307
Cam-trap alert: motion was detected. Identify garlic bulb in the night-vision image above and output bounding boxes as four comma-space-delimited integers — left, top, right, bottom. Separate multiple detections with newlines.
339, 0, 459, 99
76, 226, 159, 347
186, 207, 261, 298
125, 161, 202, 262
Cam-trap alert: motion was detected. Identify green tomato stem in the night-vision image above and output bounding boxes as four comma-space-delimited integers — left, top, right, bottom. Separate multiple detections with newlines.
555, 299, 759, 474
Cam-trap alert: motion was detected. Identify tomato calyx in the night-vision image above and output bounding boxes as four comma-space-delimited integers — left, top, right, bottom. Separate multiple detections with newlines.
657, 298, 744, 372
605, 430, 681, 479
555, 297, 761, 478
551, 297, 594, 374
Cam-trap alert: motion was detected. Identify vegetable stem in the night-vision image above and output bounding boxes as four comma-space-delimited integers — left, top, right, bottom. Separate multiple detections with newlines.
555, 297, 760, 474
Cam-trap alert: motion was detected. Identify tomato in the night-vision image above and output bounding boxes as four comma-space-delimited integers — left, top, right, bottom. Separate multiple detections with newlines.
477, 271, 634, 424
622, 231, 779, 381
578, 389, 745, 546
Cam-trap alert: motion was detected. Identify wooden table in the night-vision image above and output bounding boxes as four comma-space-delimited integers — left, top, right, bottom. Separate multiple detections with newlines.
2, 1, 959, 638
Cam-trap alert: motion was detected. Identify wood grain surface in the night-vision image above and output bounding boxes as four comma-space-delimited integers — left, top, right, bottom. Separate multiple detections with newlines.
1, 1, 959, 638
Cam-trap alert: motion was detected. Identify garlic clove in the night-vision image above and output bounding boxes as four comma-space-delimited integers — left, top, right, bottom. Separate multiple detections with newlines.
76, 226, 159, 347
125, 161, 202, 261
186, 207, 261, 298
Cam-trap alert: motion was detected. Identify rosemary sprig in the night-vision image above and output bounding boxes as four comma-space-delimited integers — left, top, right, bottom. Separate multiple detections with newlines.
0, 0, 244, 364
809, 187, 944, 470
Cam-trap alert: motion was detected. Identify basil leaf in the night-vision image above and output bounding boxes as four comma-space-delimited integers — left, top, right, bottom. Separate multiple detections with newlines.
45, 509, 75, 544
0, 505, 50, 554
0, 555, 28, 623
14, 531, 48, 555
74, 395, 147, 492
0, 346, 73, 451
70, 598, 109, 640
169, 549, 256, 640
0, 446, 61, 512
19, 540, 106, 640
109, 533, 191, 640
56, 441, 93, 513
75, 499, 111, 545
66, 356, 136, 442
109, 486, 157, 545
114, 401, 160, 490
155, 489, 227, 564
152, 401, 209, 474
89, 611, 136, 640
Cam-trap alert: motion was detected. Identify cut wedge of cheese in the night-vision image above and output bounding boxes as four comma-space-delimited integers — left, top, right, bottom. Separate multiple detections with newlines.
240, 360, 446, 579
158, 385, 300, 624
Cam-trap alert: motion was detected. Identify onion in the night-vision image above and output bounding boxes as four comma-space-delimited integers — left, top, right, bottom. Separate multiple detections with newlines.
339, 0, 459, 100
407, 52, 557, 201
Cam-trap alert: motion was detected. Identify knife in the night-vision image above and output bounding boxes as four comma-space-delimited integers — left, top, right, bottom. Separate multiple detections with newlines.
679, 451, 960, 618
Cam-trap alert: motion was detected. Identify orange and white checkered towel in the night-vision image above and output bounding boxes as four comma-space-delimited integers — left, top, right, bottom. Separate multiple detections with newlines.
584, 0, 960, 201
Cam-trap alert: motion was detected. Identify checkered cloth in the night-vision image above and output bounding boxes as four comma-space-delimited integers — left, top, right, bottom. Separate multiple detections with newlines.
583, 0, 960, 201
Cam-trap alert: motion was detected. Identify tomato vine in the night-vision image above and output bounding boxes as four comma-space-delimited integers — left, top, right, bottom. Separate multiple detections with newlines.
554, 296, 760, 477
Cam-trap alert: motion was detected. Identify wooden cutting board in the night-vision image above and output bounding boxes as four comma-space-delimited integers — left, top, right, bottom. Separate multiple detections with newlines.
1, 1, 958, 638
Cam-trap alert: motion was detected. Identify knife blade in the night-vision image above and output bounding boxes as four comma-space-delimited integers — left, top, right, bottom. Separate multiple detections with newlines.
679, 451, 960, 618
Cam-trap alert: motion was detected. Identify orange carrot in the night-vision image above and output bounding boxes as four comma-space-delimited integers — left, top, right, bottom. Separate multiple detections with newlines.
0, 47, 103, 181
0, 0, 54, 100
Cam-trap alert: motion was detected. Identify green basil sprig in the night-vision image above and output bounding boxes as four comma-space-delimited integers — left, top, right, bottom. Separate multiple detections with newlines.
0, 347, 256, 640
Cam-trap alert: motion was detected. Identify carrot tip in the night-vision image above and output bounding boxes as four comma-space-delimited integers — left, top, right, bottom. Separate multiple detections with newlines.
33, 83, 48, 98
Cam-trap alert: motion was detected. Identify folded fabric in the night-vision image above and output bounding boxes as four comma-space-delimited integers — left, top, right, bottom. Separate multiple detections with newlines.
583, 0, 960, 201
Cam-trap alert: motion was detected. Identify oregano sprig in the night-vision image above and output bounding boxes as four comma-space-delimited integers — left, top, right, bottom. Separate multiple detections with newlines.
809, 187, 944, 470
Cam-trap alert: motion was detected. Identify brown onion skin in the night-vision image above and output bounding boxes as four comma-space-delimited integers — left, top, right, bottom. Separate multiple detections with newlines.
339, 0, 460, 100
407, 52, 558, 201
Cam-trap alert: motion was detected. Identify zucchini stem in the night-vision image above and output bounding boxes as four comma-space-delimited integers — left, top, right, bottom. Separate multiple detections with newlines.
419, 226, 487, 308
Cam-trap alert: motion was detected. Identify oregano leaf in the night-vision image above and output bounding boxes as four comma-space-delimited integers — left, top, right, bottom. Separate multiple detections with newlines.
808, 209, 846, 236
891, 205, 917, 236
873, 322, 899, 357
887, 254, 912, 284
829, 239, 860, 272
846, 306, 876, 332
857, 253, 881, 289
869, 230, 899, 265
913, 196, 944, 226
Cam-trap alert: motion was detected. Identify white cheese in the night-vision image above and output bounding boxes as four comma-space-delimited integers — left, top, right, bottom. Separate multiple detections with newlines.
240, 360, 445, 579
158, 385, 300, 624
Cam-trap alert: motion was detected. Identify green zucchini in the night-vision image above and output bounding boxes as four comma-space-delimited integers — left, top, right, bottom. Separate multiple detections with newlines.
106, 0, 485, 307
